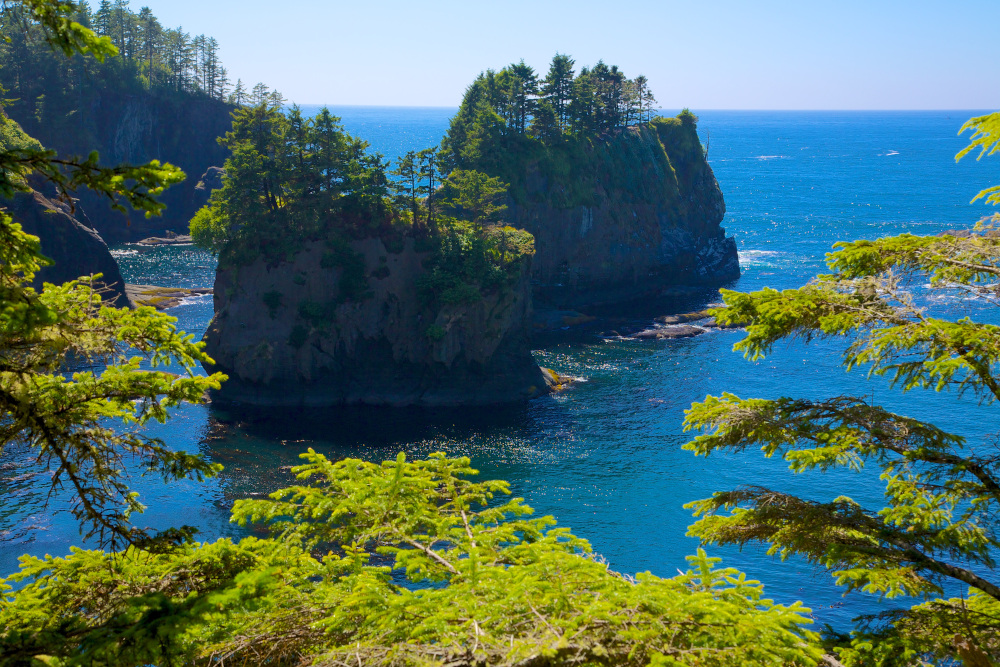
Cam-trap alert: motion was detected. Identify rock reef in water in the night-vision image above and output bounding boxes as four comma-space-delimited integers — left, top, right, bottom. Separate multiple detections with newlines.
203, 237, 548, 407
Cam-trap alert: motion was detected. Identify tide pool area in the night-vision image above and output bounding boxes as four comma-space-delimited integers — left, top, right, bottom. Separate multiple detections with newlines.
3, 109, 996, 631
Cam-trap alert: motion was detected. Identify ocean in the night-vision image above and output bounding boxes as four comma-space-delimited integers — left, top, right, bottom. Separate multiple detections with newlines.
3, 109, 996, 630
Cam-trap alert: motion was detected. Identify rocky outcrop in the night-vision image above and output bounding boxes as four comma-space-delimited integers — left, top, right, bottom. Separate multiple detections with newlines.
508, 117, 739, 309
203, 237, 548, 407
6, 188, 127, 304
8, 92, 233, 243
193, 167, 226, 211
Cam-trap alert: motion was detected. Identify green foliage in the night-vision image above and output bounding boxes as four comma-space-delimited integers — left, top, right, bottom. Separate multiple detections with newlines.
438, 55, 671, 213
418, 221, 534, 308
682, 112, 1000, 665
439, 168, 508, 230
0, 0, 226, 552
188, 203, 226, 253
0, 1, 252, 160
0, 536, 315, 666
0, 451, 825, 666
262, 290, 283, 318
288, 323, 308, 349
958, 111, 1000, 206
441, 100, 702, 213
441, 55, 655, 167
424, 323, 446, 341
321, 238, 370, 302
192, 102, 393, 266
297, 299, 331, 326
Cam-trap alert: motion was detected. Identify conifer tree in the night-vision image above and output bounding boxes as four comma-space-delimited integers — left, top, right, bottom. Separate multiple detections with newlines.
94, 0, 111, 36
418, 146, 440, 232
503, 60, 538, 135
229, 78, 247, 106
683, 111, 1000, 666
443, 169, 508, 234
528, 100, 560, 143
543, 53, 575, 133
391, 149, 419, 226
136, 6, 159, 79
0, 0, 223, 552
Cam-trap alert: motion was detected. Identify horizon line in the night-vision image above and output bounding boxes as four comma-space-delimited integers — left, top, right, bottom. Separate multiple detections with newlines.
290, 104, 996, 113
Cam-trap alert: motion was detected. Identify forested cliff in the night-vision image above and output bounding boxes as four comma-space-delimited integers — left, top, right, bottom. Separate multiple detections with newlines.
195, 103, 548, 407
441, 56, 738, 308
0, 2, 262, 241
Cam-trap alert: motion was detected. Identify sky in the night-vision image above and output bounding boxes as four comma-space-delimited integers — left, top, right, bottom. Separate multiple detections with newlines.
132, 0, 999, 109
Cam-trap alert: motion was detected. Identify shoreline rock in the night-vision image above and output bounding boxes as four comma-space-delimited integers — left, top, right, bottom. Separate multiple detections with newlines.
126, 284, 212, 309
634, 324, 708, 340
136, 234, 193, 246
7, 187, 128, 305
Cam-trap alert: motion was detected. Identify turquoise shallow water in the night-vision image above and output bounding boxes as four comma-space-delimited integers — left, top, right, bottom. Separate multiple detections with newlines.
3, 109, 997, 630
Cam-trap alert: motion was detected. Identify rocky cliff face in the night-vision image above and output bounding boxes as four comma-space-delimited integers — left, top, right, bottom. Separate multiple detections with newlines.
204, 237, 547, 407
6, 187, 127, 304
9, 91, 232, 243
509, 118, 738, 309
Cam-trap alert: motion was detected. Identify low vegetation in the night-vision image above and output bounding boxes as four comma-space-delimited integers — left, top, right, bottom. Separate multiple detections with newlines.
1, 452, 824, 666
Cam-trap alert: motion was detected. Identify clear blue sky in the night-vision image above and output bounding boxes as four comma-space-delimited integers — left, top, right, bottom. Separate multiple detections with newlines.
134, 0, 998, 109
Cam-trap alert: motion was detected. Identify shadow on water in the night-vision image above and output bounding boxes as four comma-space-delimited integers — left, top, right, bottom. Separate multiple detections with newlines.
199, 402, 549, 497
532, 285, 730, 348
207, 401, 536, 450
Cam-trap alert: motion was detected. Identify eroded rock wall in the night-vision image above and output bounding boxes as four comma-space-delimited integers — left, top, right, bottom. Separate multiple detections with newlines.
204, 237, 547, 407
510, 122, 739, 309
8, 91, 232, 243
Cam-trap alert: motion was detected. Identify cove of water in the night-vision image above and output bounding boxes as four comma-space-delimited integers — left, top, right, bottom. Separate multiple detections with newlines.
3, 109, 996, 631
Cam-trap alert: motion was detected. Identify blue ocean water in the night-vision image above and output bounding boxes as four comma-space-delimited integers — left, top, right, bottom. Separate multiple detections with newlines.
3, 109, 997, 632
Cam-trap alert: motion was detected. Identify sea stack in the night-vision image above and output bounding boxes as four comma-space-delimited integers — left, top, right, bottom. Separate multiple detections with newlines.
203, 234, 548, 407
510, 116, 739, 309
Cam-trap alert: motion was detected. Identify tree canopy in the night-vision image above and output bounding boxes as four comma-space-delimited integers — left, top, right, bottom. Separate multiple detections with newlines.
1, 451, 825, 666
190, 103, 537, 310
0, 0, 225, 552
682, 111, 1000, 665
189, 102, 392, 262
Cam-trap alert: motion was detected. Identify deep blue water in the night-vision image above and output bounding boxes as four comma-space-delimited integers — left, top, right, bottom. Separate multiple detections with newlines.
3, 109, 997, 632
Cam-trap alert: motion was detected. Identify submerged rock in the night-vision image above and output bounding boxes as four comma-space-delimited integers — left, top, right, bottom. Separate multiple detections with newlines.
203, 236, 549, 407
136, 234, 193, 246
126, 284, 212, 309
654, 310, 712, 325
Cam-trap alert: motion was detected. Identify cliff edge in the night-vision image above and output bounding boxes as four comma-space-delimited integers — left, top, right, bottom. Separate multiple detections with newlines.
511, 117, 738, 308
